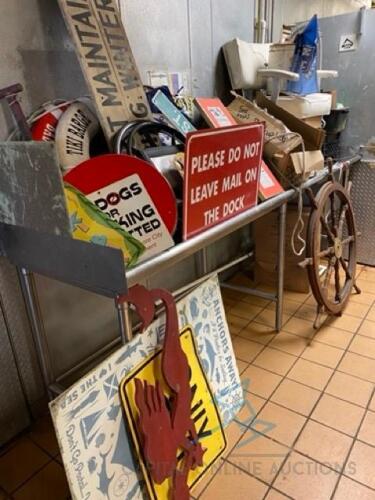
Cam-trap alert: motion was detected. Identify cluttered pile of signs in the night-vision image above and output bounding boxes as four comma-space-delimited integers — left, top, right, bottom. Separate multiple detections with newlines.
1, 3, 333, 499
4, 3, 329, 269
7, 0, 320, 269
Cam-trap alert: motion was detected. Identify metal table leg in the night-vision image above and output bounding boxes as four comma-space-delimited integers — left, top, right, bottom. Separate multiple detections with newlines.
18, 268, 55, 399
276, 203, 287, 332
117, 300, 133, 344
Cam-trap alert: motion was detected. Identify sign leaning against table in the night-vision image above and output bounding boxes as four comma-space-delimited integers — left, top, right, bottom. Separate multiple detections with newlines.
50, 275, 243, 500
58, 0, 152, 143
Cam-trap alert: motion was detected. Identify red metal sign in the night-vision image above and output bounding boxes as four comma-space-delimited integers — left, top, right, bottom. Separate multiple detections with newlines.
183, 124, 264, 240
64, 154, 178, 235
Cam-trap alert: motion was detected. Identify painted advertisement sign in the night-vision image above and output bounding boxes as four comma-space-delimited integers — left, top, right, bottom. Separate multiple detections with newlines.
50, 275, 243, 500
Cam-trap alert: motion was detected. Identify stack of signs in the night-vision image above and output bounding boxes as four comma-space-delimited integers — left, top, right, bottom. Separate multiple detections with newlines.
58, 0, 152, 144
50, 275, 243, 500
64, 155, 176, 262
194, 97, 282, 203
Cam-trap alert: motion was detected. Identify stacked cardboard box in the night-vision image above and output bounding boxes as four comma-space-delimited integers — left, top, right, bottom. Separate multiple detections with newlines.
254, 207, 310, 293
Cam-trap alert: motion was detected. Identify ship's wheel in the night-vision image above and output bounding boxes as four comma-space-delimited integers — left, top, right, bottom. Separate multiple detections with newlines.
305, 162, 361, 321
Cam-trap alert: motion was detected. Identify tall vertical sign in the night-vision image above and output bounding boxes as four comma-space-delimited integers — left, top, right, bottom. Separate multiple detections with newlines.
58, 0, 152, 143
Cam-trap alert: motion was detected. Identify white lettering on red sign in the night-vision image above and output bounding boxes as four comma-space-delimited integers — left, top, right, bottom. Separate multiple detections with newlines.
183, 124, 264, 239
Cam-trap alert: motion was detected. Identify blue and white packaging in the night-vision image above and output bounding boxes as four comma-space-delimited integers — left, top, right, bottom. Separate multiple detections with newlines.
287, 15, 319, 96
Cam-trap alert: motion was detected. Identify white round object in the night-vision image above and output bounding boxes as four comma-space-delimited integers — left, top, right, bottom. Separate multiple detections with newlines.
55, 102, 100, 172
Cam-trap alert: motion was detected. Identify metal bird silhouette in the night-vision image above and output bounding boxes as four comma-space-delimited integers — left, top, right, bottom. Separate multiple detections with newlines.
119, 285, 206, 499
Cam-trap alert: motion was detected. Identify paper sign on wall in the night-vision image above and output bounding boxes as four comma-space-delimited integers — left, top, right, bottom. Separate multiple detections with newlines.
183, 124, 264, 240
87, 174, 174, 261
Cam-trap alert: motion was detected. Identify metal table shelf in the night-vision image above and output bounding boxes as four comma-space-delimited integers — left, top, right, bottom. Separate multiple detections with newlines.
0, 142, 360, 397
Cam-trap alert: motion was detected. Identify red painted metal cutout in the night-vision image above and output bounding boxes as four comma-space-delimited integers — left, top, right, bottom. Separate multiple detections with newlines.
120, 285, 205, 499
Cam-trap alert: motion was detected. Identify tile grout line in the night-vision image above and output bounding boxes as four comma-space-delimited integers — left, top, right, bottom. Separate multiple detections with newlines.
244, 363, 373, 411
28, 436, 60, 462
213, 277, 374, 499
225, 303, 320, 498
330, 384, 375, 499
250, 283, 374, 497
196, 389, 270, 499
328, 294, 375, 499
265, 292, 375, 499
196, 288, 279, 500
198, 293, 311, 499
228, 282, 333, 497
6, 458, 54, 497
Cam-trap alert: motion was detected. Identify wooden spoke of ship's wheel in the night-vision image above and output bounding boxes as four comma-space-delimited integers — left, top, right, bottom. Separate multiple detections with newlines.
338, 202, 349, 237
340, 257, 352, 281
330, 192, 337, 235
341, 235, 355, 246
319, 246, 335, 259
323, 256, 336, 292
334, 259, 341, 302
320, 216, 336, 244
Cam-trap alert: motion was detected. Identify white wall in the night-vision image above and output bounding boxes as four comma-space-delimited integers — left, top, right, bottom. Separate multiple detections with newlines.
272, 0, 371, 41
120, 0, 255, 97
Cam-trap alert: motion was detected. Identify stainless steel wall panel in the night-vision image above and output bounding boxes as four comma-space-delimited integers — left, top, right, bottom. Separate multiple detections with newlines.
120, 0, 191, 86
320, 10, 375, 151
188, 0, 214, 96
0, 260, 31, 445
211, 0, 254, 98
350, 162, 375, 266
0, 0, 86, 140
34, 276, 119, 378
0, 258, 44, 412
319, 11, 375, 264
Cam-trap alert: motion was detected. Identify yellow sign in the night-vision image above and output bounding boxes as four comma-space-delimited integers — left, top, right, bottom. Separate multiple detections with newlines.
120, 327, 226, 500
65, 183, 144, 267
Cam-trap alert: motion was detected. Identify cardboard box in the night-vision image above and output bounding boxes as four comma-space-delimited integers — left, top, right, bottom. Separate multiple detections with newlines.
256, 92, 326, 151
302, 116, 323, 128
228, 92, 326, 188
254, 208, 310, 293
291, 150, 324, 175
228, 92, 302, 158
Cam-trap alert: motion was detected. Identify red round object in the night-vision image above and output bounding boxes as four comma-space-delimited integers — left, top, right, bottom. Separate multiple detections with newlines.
31, 103, 68, 142
64, 154, 178, 235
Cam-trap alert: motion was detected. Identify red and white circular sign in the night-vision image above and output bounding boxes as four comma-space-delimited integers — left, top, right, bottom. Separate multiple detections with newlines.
64, 154, 178, 235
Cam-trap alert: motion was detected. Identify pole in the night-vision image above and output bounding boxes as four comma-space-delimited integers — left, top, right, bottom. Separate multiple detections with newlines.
276, 203, 287, 332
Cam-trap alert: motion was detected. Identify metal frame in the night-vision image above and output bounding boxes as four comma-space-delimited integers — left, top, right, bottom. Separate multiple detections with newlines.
1, 159, 359, 398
